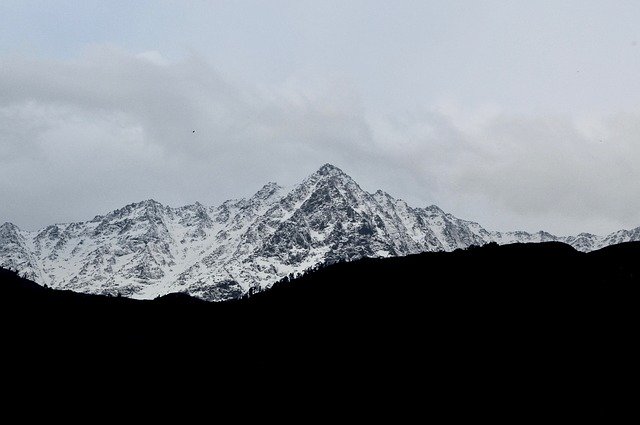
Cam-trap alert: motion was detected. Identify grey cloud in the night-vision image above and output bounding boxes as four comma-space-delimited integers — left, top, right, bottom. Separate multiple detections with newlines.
457, 115, 640, 228
1, 47, 639, 236
0, 47, 378, 228
371, 110, 640, 235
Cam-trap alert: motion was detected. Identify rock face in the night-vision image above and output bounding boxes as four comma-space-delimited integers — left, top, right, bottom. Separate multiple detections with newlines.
1, 164, 638, 300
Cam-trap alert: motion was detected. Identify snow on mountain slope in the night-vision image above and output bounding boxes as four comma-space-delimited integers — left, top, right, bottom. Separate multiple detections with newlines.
0, 222, 42, 282
1, 164, 638, 301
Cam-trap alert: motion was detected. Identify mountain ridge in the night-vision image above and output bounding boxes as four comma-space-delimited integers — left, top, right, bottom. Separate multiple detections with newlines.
2, 163, 639, 300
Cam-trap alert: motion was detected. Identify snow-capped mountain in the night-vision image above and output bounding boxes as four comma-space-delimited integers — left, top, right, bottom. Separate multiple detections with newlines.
2, 164, 639, 301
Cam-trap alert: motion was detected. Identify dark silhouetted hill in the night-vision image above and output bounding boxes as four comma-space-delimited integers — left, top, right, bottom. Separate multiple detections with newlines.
0, 242, 635, 419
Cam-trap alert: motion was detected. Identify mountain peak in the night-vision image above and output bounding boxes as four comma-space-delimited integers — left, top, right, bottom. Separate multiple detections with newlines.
314, 163, 346, 177
127, 199, 166, 213
93, 199, 166, 222
115, 199, 163, 210
256, 181, 283, 193
251, 181, 285, 203
0, 222, 19, 235
138, 199, 162, 207
425, 205, 444, 213
300, 163, 362, 195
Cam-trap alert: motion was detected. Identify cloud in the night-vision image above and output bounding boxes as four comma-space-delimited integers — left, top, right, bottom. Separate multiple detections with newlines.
368, 106, 640, 235
1, 46, 639, 236
0, 46, 377, 228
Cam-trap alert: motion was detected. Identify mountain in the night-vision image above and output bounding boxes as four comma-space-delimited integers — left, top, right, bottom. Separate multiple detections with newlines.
1, 242, 635, 419
2, 163, 640, 300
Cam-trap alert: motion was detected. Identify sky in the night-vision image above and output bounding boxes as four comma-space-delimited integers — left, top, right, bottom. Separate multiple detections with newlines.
2, 0, 640, 235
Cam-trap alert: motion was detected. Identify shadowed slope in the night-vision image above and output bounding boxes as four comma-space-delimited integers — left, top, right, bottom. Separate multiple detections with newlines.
0, 242, 635, 419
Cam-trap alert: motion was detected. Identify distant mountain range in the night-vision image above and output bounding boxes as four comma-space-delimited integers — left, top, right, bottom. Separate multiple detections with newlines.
2, 163, 640, 300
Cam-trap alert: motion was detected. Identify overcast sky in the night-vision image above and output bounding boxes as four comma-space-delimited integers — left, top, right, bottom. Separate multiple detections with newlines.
2, 1, 640, 235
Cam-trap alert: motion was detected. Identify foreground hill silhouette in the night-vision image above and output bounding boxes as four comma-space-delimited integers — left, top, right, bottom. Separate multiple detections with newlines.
1, 242, 635, 419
